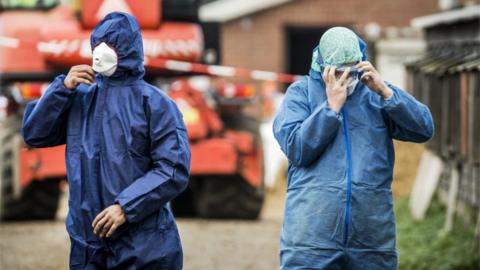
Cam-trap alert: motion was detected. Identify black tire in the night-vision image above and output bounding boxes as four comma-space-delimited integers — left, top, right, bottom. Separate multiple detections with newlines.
0, 145, 15, 221
2, 179, 61, 221
171, 180, 197, 217
0, 122, 21, 222
194, 175, 264, 219
193, 113, 265, 219
221, 113, 265, 194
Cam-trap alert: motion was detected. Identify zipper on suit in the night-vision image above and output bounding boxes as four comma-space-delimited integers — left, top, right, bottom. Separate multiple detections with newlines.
341, 107, 353, 246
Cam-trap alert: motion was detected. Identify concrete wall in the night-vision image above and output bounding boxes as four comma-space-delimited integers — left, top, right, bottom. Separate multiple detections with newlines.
376, 39, 426, 89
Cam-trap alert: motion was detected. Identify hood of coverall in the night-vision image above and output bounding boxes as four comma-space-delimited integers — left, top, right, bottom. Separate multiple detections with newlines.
309, 32, 368, 81
90, 12, 145, 81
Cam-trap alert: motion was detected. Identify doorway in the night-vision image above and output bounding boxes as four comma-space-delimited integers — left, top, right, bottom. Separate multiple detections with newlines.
285, 26, 333, 75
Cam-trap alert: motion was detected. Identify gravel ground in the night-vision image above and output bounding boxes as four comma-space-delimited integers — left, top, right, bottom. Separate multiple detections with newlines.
0, 188, 285, 270
0, 142, 419, 270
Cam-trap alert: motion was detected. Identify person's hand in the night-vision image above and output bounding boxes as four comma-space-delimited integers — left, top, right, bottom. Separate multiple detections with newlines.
63, 65, 95, 90
323, 66, 351, 113
356, 61, 393, 99
92, 204, 126, 238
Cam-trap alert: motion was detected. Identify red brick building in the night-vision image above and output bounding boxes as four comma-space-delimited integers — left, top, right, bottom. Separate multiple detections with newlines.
202, 0, 441, 75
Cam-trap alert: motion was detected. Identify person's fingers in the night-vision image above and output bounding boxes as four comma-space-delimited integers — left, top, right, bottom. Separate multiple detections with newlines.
93, 215, 110, 234
358, 67, 373, 74
80, 71, 95, 82
75, 65, 95, 77
356, 61, 371, 68
360, 71, 374, 82
106, 223, 118, 238
73, 77, 93, 85
69, 66, 78, 73
356, 62, 369, 70
342, 76, 354, 87
322, 66, 330, 83
328, 66, 336, 83
64, 76, 73, 85
74, 71, 95, 83
70, 71, 86, 81
100, 220, 114, 237
356, 62, 365, 68
92, 210, 107, 228
338, 67, 351, 84
357, 62, 376, 74
65, 78, 78, 88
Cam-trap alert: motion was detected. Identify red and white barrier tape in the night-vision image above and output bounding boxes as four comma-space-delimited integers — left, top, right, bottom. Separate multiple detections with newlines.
0, 35, 302, 83
147, 58, 301, 83
0, 36, 68, 53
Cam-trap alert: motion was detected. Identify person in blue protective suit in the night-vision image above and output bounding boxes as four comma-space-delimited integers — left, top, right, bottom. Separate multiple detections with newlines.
22, 12, 190, 269
273, 27, 434, 270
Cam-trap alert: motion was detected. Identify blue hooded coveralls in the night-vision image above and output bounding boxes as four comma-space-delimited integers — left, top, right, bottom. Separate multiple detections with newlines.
273, 41, 434, 269
22, 13, 190, 269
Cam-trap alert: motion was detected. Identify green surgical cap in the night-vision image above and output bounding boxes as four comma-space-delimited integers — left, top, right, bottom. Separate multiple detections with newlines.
311, 49, 321, 73
319, 27, 362, 66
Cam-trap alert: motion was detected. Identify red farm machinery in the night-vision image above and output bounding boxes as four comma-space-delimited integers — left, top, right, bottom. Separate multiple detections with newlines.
0, 0, 265, 220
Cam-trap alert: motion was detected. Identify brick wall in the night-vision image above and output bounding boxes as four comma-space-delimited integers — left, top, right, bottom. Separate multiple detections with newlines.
220, 0, 439, 73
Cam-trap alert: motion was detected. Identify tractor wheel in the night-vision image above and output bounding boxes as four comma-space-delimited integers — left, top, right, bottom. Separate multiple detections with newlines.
0, 124, 21, 221
194, 113, 265, 219
0, 145, 16, 221
2, 179, 61, 221
194, 175, 264, 219
171, 179, 197, 217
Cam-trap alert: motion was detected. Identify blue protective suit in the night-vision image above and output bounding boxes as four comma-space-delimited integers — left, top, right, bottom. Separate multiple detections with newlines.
22, 13, 190, 269
273, 41, 434, 269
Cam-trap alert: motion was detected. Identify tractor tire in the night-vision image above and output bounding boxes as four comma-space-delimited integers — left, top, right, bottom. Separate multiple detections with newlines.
2, 179, 61, 221
0, 121, 21, 222
0, 145, 15, 221
194, 113, 265, 219
171, 181, 197, 217
194, 175, 264, 219
221, 113, 265, 193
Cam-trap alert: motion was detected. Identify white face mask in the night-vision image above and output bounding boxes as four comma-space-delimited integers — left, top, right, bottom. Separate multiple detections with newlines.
346, 77, 359, 96
92, 42, 118, 77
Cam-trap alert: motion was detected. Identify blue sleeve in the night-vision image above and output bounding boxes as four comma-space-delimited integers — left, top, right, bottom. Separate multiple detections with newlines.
115, 93, 190, 223
273, 79, 341, 167
21, 75, 76, 147
382, 83, 434, 143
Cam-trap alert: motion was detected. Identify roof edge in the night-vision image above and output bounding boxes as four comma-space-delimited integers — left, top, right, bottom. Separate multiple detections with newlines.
411, 5, 480, 28
199, 0, 293, 23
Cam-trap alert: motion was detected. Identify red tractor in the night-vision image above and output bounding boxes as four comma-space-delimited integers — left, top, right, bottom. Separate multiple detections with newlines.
0, 0, 264, 220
